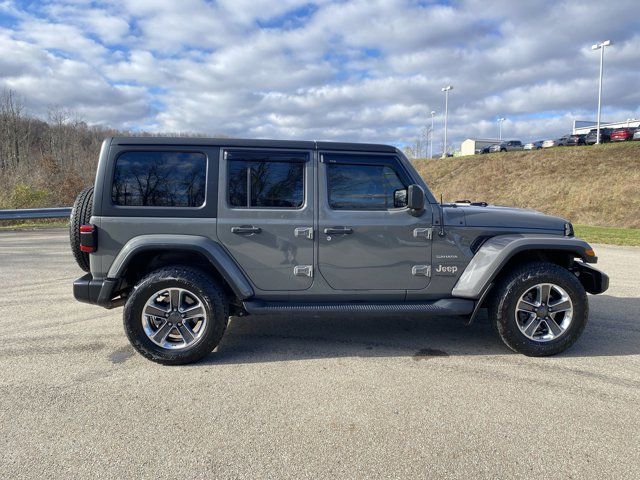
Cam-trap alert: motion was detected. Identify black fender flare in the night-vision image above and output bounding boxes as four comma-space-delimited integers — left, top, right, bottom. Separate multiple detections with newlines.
452, 234, 602, 299
107, 234, 254, 300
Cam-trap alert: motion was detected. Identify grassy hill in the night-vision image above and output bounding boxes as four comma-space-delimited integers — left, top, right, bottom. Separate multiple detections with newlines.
413, 141, 640, 230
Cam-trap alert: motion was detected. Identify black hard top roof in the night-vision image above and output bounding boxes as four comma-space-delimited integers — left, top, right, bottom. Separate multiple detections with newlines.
110, 136, 398, 153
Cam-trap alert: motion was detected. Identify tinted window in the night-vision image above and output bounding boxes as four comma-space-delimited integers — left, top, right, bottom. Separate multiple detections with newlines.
327, 163, 406, 210
112, 151, 206, 207
227, 151, 305, 208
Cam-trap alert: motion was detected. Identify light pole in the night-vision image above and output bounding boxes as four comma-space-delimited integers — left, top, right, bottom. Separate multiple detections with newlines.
430, 111, 436, 158
592, 40, 612, 144
441, 85, 452, 157
497, 117, 505, 140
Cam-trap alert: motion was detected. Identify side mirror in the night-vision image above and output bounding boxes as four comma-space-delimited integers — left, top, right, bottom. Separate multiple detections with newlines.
407, 185, 424, 212
407, 184, 425, 214
394, 184, 425, 214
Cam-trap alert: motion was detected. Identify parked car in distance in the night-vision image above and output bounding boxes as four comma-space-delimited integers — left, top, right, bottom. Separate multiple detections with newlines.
585, 128, 612, 145
565, 134, 586, 146
489, 140, 523, 152
633, 129, 640, 141
610, 127, 636, 142
523, 141, 543, 150
543, 135, 571, 148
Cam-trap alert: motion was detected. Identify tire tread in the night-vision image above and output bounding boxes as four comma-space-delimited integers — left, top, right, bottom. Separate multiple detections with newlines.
69, 186, 94, 272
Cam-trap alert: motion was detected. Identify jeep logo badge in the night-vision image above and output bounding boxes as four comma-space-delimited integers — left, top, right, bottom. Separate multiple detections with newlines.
435, 264, 458, 275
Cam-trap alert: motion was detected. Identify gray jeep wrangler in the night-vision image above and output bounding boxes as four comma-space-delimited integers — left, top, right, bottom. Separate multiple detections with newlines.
71, 137, 609, 364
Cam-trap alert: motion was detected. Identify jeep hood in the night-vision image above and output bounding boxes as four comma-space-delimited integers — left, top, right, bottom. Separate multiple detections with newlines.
450, 204, 568, 232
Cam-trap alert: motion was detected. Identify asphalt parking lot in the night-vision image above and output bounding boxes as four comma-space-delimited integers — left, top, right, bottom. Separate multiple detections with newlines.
1, 229, 639, 479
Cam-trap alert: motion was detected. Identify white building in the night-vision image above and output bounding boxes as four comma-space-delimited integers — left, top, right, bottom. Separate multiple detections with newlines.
573, 119, 640, 134
459, 138, 501, 156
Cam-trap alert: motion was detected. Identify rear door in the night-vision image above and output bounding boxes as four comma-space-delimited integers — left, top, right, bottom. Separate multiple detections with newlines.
216, 149, 315, 291
317, 152, 433, 291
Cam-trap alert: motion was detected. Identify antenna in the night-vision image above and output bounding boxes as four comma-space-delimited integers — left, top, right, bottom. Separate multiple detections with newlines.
438, 193, 445, 236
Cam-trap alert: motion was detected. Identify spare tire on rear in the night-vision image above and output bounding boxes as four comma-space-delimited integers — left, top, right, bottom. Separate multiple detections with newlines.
70, 186, 94, 272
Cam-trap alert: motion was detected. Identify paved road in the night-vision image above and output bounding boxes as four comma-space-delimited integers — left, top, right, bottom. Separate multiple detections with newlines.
1, 229, 639, 479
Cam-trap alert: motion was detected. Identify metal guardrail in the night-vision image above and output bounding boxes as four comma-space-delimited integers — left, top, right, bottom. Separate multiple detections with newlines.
0, 207, 72, 220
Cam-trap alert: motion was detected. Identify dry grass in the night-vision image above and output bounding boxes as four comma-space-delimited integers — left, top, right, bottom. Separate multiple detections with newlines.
413, 141, 640, 228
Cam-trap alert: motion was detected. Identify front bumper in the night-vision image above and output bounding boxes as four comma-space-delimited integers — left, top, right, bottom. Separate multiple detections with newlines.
73, 273, 122, 308
574, 262, 609, 295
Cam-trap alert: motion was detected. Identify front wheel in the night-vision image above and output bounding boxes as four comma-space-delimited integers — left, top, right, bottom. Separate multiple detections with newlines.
489, 262, 588, 356
123, 266, 229, 365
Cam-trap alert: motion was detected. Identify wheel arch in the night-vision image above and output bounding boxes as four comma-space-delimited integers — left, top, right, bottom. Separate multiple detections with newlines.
108, 235, 254, 301
452, 234, 602, 300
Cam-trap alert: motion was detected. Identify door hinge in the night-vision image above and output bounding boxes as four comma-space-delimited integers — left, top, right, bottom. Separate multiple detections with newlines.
411, 265, 431, 277
294, 265, 313, 277
413, 227, 433, 240
294, 226, 314, 240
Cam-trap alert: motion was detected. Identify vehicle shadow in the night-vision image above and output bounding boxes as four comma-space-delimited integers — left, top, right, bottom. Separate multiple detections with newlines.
201, 295, 640, 365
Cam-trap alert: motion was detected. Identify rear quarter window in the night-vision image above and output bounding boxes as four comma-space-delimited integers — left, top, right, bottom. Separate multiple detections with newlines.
112, 151, 207, 207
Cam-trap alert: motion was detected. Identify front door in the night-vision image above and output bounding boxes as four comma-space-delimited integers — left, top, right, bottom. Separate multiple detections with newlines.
217, 148, 314, 291
318, 152, 433, 291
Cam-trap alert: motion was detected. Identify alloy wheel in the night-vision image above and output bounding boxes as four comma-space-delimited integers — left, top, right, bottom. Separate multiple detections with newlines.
141, 287, 208, 350
515, 283, 573, 342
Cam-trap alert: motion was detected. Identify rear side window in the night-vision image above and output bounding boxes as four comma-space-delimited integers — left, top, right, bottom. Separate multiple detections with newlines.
327, 163, 406, 210
226, 151, 305, 208
112, 151, 206, 207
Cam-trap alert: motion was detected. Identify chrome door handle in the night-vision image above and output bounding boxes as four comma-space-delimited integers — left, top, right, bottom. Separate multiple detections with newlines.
323, 227, 353, 235
231, 226, 262, 235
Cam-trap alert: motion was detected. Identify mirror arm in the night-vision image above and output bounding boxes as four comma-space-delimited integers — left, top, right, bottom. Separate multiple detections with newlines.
409, 207, 423, 217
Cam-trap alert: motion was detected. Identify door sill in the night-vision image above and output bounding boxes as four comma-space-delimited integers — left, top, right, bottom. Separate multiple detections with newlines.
242, 299, 473, 316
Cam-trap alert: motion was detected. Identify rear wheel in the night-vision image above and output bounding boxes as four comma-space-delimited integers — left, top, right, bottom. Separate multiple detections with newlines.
123, 266, 229, 365
489, 262, 588, 356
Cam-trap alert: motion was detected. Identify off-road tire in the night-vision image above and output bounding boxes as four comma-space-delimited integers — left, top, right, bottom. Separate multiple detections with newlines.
123, 266, 229, 365
69, 186, 94, 272
489, 261, 588, 356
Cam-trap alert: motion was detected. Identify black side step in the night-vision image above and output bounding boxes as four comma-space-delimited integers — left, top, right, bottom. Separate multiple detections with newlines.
243, 299, 474, 316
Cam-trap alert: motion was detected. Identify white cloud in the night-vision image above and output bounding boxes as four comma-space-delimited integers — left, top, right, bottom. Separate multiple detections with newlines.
0, 0, 638, 148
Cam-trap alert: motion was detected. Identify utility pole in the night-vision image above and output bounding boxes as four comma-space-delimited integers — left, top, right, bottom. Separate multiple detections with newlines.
591, 40, 612, 144
497, 117, 505, 141
430, 111, 436, 158
441, 86, 452, 157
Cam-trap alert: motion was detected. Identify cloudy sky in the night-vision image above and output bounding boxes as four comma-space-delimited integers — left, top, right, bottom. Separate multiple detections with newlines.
0, 0, 639, 150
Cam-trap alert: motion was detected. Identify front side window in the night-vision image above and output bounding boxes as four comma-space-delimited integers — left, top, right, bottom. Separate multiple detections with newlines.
112, 151, 206, 207
227, 151, 305, 208
327, 162, 406, 210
